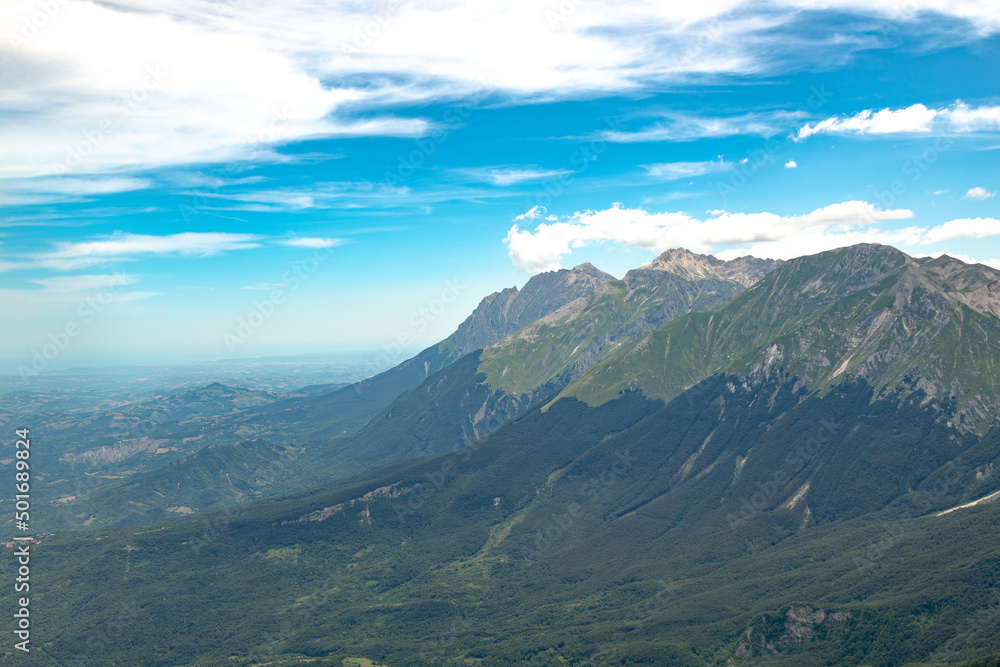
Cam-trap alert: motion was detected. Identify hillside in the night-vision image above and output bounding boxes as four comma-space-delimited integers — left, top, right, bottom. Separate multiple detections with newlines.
327, 249, 782, 466
41, 252, 776, 531
562, 245, 1000, 433
16, 377, 1000, 665
239, 262, 616, 440
12, 244, 1000, 666
30, 265, 614, 531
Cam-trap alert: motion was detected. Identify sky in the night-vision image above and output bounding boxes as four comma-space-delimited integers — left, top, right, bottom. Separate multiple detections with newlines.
1, 0, 999, 373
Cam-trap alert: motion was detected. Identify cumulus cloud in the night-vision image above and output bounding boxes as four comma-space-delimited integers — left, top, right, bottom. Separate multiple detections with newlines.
503, 201, 1000, 273
784, 160, 798, 168
642, 159, 733, 180
964, 187, 996, 200
515, 205, 547, 221
923, 218, 1000, 243
796, 102, 1000, 140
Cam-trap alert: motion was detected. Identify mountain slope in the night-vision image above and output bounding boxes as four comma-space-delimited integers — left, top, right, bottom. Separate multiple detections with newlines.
329, 249, 783, 466
17, 375, 1000, 665
561, 244, 1000, 433
241, 262, 614, 440
33, 265, 613, 531
18, 244, 1000, 666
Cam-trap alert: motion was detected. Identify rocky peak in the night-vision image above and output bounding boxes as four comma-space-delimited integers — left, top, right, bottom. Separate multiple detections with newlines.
643, 248, 783, 287
447, 263, 615, 356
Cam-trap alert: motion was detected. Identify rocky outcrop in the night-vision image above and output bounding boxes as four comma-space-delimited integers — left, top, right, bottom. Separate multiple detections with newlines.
730, 606, 854, 663
646, 248, 783, 287
446, 262, 615, 357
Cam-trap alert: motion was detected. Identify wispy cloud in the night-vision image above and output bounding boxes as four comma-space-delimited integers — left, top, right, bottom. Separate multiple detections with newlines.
642, 159, 733, 180
515, 205, 547, 221
796, 102, 1000, 140
597, 111, 806, 143
277, 237, 345, 249
457, 167, 574, 187
183, 181, 516, 212
31, 274, 139, 292
503, 200, 1000, 273
35, 232, 263, 270
0, 176, 153, 207
4, 0, 999, 202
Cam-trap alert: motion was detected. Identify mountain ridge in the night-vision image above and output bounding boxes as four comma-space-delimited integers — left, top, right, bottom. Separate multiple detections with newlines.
560, 244, 1000, 433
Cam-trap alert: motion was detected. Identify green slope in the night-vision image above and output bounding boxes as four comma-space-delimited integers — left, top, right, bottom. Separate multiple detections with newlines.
12, 376, 1000, 666
241, 261, 615, 441
324, 250, 782, 466
562, 245, 1000, 433
15, 243, 1000, 665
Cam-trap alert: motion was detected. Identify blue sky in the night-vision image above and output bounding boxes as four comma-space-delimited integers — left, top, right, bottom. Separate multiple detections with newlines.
1, 0, 999, 373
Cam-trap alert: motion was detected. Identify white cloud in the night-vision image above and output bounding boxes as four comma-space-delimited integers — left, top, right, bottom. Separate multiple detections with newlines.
0, 176, 153, 206
277, 237, 345, 248
599, 111, 806, 143
796, 102, 1000, 140
3, 0, 998, 203
948, 103, 1000, 131
784, 160, 798, 168
515, 205, 547, 221
797, 104, 938, 140
781, 0, 1000, 33
459, 167, 574, 187
964, 187, 996, 200
923, 218, 1000, 243
182, 181, 510, 213
35, 232, 263, 269
642, 159, 733, 180
504, 200, 1000, 273
31, 274, 138, 292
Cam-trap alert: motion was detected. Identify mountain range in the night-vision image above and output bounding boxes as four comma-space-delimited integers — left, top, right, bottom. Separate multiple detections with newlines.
37, 249, 780, 530
7, 243, 1000, 666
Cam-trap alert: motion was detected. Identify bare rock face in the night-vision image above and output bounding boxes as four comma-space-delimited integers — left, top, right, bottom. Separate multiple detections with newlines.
645, 248, 784, 287
916, 254, 1000, 319
730, 607, 854, 663
782, 607, 827, 641
565, 244, 1000, 433
447, 262, 616, 357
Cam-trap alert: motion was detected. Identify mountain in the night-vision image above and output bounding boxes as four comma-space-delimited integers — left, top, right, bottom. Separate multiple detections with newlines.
444, 261, 618, 356
328, 249, 783, 471
561, 244, 1000, 433
10, 244, 1000, 666
239, 261, 615, 441
32, 264, 614, 531
39, 251, 778, 531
